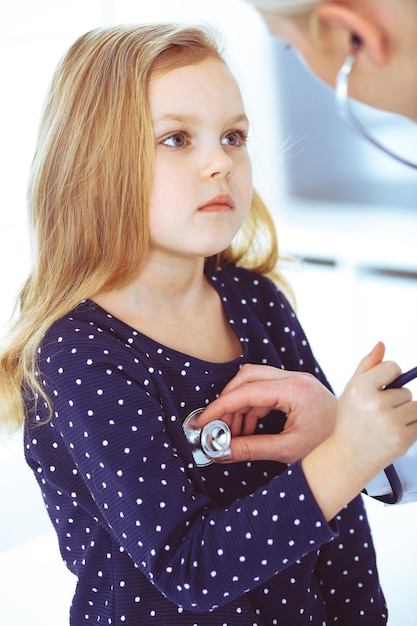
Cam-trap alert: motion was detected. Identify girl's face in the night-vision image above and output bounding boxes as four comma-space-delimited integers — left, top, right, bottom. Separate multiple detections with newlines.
148, 56, 253, 263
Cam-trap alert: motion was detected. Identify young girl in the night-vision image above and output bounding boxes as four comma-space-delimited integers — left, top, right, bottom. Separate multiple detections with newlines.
1, 22, 416, 625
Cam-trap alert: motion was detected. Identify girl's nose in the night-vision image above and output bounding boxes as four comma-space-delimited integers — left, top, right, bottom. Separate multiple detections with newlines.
200, 144, 233, 180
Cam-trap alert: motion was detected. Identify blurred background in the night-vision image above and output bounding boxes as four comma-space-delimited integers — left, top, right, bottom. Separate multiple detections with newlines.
0, 1, 416, 624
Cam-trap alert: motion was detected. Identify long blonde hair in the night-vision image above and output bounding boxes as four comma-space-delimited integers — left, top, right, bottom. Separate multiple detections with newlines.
0, 23, 291, 432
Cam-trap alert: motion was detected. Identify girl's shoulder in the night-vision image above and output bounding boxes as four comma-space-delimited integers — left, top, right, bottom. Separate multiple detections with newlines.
37, 300, 162, 396
209, 263, 291, 311
209, 262, 277, 292
40, 299, 137, 362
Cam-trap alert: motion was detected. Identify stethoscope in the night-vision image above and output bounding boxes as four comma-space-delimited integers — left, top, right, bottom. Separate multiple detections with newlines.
183, 407, 231, 467
373, 365, 417, 504
335, 37, 417, 171
183, 366, 417, 504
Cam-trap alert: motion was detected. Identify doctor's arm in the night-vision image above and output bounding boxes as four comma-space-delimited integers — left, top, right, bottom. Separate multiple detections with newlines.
198, 343, 417, 516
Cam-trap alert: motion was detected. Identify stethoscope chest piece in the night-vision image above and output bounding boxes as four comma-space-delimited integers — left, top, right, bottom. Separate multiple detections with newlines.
183, 408, 231, 467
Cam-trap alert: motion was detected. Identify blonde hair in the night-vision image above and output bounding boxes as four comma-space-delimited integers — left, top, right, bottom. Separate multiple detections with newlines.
247, 0, 320, 14
0, 23, 291, 433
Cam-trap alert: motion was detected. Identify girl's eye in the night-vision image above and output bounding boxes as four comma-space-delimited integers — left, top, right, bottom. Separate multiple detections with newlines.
221, 130, 247, 147
161, 133, 189, 148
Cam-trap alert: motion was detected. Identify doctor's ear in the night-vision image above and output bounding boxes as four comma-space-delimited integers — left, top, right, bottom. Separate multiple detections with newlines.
314, 2, 388, 65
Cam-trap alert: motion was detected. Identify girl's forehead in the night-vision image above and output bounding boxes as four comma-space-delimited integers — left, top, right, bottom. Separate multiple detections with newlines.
149, 57, 243, 109
150, 56, 233, 84
149, 58, 244, 120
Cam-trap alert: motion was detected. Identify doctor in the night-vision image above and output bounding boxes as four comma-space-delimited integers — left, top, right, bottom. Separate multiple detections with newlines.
199, 0, 417, 478
245, 0, 417, 123
245, 0, 417, 169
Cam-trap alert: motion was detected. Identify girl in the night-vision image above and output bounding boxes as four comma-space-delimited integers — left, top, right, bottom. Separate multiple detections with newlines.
1, 22, 416, 625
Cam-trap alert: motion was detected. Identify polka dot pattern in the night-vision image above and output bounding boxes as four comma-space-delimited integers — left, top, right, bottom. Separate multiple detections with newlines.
24, 264, 387, 624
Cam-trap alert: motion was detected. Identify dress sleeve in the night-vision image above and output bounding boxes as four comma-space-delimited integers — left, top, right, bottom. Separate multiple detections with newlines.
315, 495, 388, 623
36, 329, 338, 613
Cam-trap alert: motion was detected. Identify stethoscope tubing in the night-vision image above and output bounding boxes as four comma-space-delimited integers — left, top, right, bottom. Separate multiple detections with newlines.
374, 366, 417, 504
336, 52, 417, 170
385, 366, 417, 389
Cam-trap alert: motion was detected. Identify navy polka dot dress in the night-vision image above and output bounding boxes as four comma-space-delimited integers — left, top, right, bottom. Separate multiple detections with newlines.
24, 264, 387, 625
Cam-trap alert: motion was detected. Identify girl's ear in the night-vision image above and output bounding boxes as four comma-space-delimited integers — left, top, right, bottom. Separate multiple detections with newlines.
315, 2, 388, 65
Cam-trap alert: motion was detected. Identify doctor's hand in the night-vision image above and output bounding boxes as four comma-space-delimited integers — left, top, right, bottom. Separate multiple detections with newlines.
321, 342, 417, 480
301, 342, 417, 521
197, 363, 337, 464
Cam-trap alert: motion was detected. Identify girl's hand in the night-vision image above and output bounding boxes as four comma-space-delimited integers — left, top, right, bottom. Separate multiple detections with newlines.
196, 363, 337, 463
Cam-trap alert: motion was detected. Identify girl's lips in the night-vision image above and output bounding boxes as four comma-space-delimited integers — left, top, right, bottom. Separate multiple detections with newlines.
198, 193, 234, 212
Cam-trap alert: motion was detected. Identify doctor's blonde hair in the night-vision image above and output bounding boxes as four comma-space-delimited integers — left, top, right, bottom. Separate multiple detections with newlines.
247, 0, 320, 14
0, 22, 291, 432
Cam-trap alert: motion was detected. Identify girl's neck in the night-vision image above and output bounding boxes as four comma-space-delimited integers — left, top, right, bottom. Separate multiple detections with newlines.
91, 256, 242, 363
94, 254, 207, 316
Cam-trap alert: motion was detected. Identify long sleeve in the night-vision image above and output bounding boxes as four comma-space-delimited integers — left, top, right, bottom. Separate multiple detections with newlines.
27, 326, 336, 612
316, 496, 387, 623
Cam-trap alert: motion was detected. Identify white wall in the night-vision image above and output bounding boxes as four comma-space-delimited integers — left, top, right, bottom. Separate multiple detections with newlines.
0, 2, 416, 625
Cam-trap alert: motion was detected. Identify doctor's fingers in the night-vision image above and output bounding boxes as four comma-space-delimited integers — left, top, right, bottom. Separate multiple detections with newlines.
347, 359, 403, 395
379, 401, 417, 459
200, 376, 335, 430
335, 398, 417, 459
339, 383, 412, 424
216, 430, 315, 465
219, 363, 311, 394
197, 404, 274, 436
397, 399, 417, 427
382, 386, 413, 408
198, 380, 287, 425
215, 433, 283, 463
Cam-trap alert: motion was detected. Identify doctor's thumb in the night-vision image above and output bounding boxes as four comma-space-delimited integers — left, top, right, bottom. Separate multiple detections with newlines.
215, 433, 301, 465
352, 341, 386, 378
